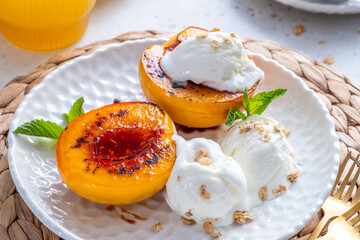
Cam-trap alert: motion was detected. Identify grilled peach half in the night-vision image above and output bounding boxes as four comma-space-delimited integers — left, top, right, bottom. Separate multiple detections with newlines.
139, 26, 259, 128
56, 102, 176, 205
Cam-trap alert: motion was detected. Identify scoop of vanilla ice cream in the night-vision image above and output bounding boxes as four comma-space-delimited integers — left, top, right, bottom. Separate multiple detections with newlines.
160, 31, 264, 93
219, 115, 297, 209
165, 135, 248, 227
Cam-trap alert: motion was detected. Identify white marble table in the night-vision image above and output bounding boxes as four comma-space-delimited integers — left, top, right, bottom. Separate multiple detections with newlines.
0, 0, 359, 89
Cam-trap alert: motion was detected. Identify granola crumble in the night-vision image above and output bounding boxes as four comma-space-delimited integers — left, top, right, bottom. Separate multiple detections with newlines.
185, 209, 193, 217
180, 216, 196, 225
272, 189, 282, 197
239, 120, 255, 134
211, 232, 222, 238
195, 149, 212, 166
210, 40, 220, 50
258, 186, 268, 201
323, 57, 335, 65
274, 124, 282, 133
279, 185, 287, 191
195, 149, 207, 160
233, 211, 255, 225
198, 157, 212, 166
177, 176, 181, 182
229, 32, 238, 38
254, 123, 264, 132
283, 129, 292, 136
293, 24, 306, 36
203, 221, 214, 234
200, 185, 211, 199
152, 222, 164, 232
278, 128, 291, 137
196, 32, 209, 39
287, 170, 299, 182
209, 27, 220, 32
195, 150, 212, 166
260, 130, 271, 142
223, 36, 232, 44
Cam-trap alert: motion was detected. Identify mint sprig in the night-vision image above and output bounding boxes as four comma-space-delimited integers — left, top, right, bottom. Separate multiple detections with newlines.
63, 97, 85, 124
226, 108, 246, 126
13, 120, 64, 139
13, 97, 85, 139
225, 88, 287, 126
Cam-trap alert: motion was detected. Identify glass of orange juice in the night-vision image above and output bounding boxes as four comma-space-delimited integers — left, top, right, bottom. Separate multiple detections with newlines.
0, 0, 96, 51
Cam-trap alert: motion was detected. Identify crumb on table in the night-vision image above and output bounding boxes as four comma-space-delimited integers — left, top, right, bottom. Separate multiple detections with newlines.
293, 24, 306, 36
323, 57, 335, 65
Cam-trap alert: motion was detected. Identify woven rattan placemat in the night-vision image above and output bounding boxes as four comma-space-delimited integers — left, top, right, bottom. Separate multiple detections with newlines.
0, 31, 358, 240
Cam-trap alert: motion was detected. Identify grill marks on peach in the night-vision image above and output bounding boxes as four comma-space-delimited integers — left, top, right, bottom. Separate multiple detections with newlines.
67, 107, 170, 175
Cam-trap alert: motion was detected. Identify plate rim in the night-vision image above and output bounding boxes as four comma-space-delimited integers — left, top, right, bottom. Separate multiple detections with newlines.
7, 37, 340, 240
273, 0, 360, 14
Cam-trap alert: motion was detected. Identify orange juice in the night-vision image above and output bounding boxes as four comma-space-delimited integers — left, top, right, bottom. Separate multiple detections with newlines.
0, 0, 96, 51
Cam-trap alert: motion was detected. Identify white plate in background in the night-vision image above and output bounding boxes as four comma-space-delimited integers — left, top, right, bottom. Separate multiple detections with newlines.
274, 0, 360, 14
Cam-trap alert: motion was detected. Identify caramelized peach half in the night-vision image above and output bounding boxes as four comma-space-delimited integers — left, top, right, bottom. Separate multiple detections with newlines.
56, 102, 176, 205
139, 26, 258, 128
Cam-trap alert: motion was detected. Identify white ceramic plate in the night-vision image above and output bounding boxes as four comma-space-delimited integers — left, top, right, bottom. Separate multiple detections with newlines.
8, 38, 339, 240
273, 0, 360, 14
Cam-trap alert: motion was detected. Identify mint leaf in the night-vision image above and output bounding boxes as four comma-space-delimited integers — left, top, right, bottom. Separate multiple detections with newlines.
62, 114, 70, 125
225, 107, 246, 126
247, 89, 287, 116
242, 88, 250, 116
14, 97, 86, 140
13, 119, 64, 139
225, 89, 287, 126
63, 97, 85, 124
247, 101, 263, 116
